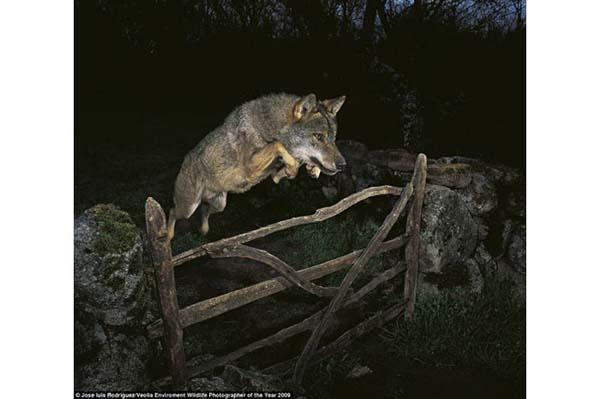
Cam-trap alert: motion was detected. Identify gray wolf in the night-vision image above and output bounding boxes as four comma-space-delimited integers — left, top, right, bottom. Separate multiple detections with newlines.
167, 93, 347, 240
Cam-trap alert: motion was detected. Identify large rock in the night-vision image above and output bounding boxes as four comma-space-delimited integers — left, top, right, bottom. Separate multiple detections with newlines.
456, 173, 498, 216
188, 376, 230, 391
366, 148, 417, 171
74, 204, 151, 391
436, 155, 522, 217
506, 186, 526, 218
325, 143, 524, 299
335, 141, 407, 192
471, 243, 498, 276
188, 365, 284, 392
426, 163, 473, 189
419, 185, 479, 274
435, 156, 520, 186
76, 332, 150, 391
221, 365, 284, 391
506, 223, 526, 274
75, 204, 148, 326
464, 259, 485, 294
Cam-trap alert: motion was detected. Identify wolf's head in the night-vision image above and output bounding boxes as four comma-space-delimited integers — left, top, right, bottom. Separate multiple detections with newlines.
283, 94, 347, 176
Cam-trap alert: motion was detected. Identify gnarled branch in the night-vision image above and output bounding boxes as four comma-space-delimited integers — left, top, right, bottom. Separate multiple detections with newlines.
153, 262, 408, 386
265, 300, 408, 376
293, 182, 414, 384
147, 234, 409, 339
172, 185, 404, 266
208, 244, 338, 298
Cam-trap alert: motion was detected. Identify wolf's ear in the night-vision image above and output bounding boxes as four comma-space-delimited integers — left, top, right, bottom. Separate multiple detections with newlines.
322, 96, 346, 116
293, 94, 317, 121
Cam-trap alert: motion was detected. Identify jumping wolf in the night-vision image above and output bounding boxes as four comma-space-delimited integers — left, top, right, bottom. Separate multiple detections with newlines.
167, 93, 347, 240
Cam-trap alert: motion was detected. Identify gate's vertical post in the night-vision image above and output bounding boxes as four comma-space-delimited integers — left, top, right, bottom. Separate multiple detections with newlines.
145, 197, 187, 388
403, 154, 427, 318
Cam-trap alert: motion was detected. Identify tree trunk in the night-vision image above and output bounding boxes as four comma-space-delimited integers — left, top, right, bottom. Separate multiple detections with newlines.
362, 0, 378, 47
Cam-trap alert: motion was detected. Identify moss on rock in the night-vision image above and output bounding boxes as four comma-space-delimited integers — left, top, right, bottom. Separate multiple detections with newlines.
74, 203, 151, 391
88, 204, 138, 256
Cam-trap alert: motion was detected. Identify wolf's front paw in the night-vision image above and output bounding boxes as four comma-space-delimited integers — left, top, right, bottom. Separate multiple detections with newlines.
284, 157, 300, 179
271, 168, 286, 184
306, 164, 321, 179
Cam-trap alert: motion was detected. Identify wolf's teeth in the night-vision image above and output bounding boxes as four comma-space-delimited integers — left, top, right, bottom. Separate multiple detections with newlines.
306, 164, 321, 178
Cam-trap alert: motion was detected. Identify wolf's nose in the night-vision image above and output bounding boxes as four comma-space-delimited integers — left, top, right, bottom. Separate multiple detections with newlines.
336, 159, 347, 171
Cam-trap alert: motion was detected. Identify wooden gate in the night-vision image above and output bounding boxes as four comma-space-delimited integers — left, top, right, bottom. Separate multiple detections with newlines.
145, 154, 427, 388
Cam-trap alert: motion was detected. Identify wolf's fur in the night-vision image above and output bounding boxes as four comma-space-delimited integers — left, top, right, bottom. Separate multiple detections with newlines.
167, 93, 347, 240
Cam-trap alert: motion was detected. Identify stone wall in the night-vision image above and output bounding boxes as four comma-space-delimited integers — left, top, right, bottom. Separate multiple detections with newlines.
74, 204, 153, 391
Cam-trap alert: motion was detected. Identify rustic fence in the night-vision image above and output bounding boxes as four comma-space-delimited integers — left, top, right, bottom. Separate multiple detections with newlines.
145, 153, 428, 388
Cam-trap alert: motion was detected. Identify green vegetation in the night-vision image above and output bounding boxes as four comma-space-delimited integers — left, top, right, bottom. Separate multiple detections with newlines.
283, 214, 373, 266
274, 210, 389, 287
171, 231, 211, 255
304, 273, 525, 398
379, 274, 525, 379
89, 204, 139, 256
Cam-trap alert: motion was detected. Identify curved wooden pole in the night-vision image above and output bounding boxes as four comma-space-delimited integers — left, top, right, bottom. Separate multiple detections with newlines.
147, 234, 409, 339
292, 182, 414, 384
172, 185, 404, 266
208, 244, 338, 298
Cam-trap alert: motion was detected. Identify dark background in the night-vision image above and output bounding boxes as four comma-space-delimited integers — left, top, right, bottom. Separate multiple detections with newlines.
75, 0, 525, 179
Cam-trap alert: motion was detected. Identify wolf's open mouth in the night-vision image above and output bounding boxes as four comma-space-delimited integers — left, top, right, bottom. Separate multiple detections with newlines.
308, 157, 337, 175
320, 167, 338, 175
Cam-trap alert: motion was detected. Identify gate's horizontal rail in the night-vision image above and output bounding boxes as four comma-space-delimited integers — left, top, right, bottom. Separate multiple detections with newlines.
153, 261, 408, 386
187, 262, 407, 378
147, 234, 409, 339
264, 299, 408, 375
210, 245, 339, 298
172, 185, 404, 266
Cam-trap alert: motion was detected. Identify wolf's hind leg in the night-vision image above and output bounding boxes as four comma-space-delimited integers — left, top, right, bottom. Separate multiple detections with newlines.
167, 208, 177, 241
200, 192, 227, 235
168, 186, 203, 241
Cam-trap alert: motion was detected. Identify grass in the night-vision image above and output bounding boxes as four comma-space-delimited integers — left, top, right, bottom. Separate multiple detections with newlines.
170, 231, 211, 255
303, 273, 525, 398
379, 274, 525, 379
273, 210, 390, 287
